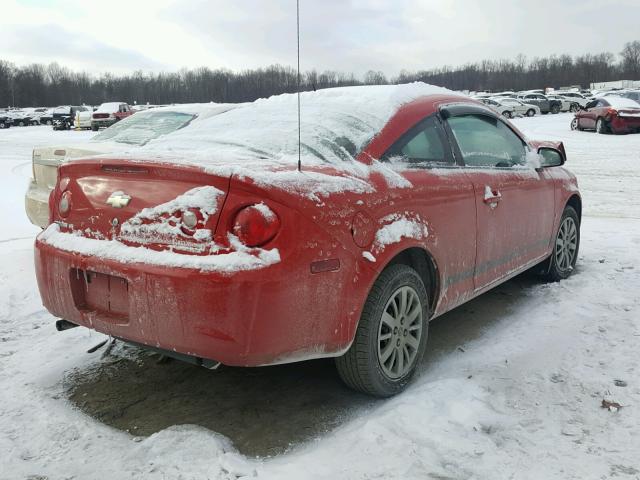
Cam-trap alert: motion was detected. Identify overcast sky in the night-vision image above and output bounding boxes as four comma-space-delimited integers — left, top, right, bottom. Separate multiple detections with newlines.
2, 0, 639, 77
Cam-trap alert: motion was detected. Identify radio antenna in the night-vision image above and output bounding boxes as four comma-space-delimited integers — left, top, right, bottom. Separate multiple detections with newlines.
296, 0, 302, 172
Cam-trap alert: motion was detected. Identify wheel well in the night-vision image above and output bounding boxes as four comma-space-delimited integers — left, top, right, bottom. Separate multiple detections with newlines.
384, 247, 439, 317
566, 195, 582, 222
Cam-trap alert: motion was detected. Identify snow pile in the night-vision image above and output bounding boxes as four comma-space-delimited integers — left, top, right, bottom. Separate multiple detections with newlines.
39, 224, 280, 273
119, 186, 223, 246
371, 214, 429, 253
140, 83, 458, 167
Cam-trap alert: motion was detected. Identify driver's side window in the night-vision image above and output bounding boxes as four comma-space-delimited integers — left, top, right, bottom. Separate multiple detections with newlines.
447, 114, 527, 168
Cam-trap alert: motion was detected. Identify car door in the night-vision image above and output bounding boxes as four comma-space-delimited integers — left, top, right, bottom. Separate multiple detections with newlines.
581, 99, 603, 129
441, 106, 556, 292
379, 114, 478, 313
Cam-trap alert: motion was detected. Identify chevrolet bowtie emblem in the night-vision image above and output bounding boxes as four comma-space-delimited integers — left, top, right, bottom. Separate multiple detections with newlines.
106, 191, 131, 208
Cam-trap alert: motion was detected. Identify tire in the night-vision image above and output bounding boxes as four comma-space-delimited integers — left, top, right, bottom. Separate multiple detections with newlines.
336, 264, 429, 397
541, 206, 580, 282
596, 117, 608, 134
502, 111, 513, 119
0, 122, 6, 129
18, 120, 25, 127
526, 109, 535, 117
46, 120, 52, 126
551, 104, 561, 114
569, 103, 579, 113
91, 125, 99, 131
570, 118, 580, 130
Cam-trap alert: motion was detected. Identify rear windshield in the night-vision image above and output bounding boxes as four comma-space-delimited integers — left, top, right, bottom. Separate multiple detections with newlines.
92, 111, 196, 146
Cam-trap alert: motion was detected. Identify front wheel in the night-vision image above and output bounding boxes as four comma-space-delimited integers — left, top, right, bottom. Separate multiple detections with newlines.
336, 264, 429, 397
541, 206, 580, 282
551, 104, 561, 114
502, 110, 513, 119
526, 109, 536, 117
569, 103, 579, 113
570, 118, 580, 130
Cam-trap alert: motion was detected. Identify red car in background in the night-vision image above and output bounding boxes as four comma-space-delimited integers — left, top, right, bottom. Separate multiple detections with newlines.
91, 102, 133, 131
34, 85, 581, 397
571, 96, 640, 134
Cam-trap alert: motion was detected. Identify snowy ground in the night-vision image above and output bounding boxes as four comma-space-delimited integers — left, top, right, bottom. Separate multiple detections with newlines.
1, 115, 639, 479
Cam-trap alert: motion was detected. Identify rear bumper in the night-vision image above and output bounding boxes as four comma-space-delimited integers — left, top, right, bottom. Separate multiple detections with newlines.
34, 236, 346, 367
611, 116, 640, 133
25, 180, 50, 228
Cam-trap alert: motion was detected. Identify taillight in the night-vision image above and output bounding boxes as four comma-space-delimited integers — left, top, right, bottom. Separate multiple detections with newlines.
179, 208, 203, 235
58, 191, 72, 217
232, 203, 280, 247
607, 108, 618, 116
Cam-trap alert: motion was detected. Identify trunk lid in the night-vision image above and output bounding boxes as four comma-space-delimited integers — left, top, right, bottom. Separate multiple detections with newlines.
54, 159, 231, 254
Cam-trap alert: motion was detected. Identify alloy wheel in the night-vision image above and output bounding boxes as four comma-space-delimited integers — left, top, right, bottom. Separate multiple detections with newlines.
555, 216, 578, 272
377, 286, 423, 379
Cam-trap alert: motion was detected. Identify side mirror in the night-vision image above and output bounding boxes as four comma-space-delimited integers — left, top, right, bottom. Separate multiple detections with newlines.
538, 147, 565, 168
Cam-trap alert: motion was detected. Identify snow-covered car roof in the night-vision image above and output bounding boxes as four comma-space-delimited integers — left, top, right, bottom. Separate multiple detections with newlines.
138, 83, 460, 167
95, 102, 126, 113
602, 96, 640, 109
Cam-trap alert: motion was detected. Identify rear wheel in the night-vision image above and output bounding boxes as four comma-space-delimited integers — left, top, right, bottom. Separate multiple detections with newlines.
0, 122, 6, 129
526, 109, 536, 117
502, 110, 513, 119
569, 103, 579, 113
541, 206, 580, 282
551, 104, 561, 114
336, 264, 429, 397
596, 117, 608, 134
91, 125, 99, 131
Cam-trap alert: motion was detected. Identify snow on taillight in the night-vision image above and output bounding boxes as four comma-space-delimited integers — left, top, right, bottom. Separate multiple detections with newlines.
232, 203, 280, 247
58, 191, 71, 217
179, 208, 203, 236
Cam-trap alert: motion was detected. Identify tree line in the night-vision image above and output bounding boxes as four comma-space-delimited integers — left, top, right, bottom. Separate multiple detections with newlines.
1, 40, 639, 108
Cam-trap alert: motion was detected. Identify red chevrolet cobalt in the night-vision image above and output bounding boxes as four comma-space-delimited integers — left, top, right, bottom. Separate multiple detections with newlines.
35, 84, 581, 396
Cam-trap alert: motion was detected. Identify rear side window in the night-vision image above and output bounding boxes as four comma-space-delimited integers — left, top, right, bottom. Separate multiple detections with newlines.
447, 114, 527, 168
382, 116, 452, 167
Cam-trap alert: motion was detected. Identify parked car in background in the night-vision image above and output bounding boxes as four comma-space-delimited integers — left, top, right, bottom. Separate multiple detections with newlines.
74, 107, 95, 129
25, 107, 49, 125
621, 91, 640, 103
39, 108, 55, 126
26, 103, 242, 227
517, 93, 562, 114
476, 97, 516, 118
0, 112, 11, 129
546, 94, 579, 112
34, 84, 581, 397
494, 97, 541, 117
571, 97, 640, 134
555, 91, 593, 108
52, 106, 90, 130
91, 102, 133, 130
6, 110, 33, 127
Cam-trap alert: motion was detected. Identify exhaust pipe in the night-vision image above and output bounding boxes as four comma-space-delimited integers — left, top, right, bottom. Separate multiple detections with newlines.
56, 319, 79, 331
